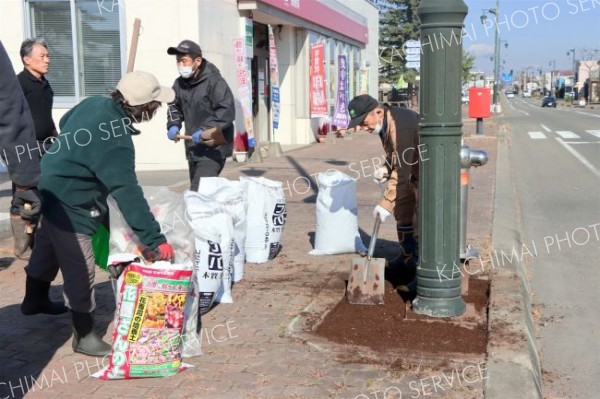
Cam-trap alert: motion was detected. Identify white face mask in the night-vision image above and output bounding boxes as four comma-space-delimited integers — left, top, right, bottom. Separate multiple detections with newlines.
371, 123, 382, 135
178, 65, 194, 79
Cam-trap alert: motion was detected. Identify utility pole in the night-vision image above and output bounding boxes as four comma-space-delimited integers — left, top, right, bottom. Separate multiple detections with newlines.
567, 48, 576, 95
549, 60, 556, 96
413, 0, 468, 317
480, 1, 500, 112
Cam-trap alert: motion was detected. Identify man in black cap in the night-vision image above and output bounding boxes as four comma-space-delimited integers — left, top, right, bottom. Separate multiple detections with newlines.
166, 40, 235, 191
348, 94, 420, 284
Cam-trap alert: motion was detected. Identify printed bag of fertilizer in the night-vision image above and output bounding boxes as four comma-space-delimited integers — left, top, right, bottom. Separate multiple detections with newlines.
94, 261, 192, 380
309, 171, 367, 255
240, 176, 287, 263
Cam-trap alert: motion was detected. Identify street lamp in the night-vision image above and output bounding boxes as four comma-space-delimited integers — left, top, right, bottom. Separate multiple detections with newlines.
481, 0, 501, 112
566, 48, 576, 95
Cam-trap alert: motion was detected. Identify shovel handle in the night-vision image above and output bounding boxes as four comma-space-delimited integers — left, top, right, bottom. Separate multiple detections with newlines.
367, 216, 381, 261
362, 216, 382, 284
174, 134, 193, 142
24, 203, 33, 234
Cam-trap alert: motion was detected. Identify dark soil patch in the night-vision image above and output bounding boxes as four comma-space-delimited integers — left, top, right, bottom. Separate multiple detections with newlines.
315, 278, 489, 354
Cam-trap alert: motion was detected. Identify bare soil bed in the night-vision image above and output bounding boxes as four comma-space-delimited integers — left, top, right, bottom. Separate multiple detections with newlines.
315, 277, 489, 355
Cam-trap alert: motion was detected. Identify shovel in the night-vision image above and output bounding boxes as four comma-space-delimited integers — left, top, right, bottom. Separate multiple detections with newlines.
346, 215, 386, 305
12, 203, 35, 259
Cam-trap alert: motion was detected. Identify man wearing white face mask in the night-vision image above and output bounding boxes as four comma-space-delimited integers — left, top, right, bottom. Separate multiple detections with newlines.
347, 95, 420, 283
166, 40, 235, 191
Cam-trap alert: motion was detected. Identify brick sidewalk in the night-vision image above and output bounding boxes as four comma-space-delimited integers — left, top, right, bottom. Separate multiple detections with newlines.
0, 120, 498, 399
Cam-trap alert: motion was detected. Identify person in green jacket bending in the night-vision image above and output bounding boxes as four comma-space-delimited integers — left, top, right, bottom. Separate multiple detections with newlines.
20, 71, 176, 357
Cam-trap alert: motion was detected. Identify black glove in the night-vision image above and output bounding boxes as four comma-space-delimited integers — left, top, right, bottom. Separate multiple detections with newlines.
12, 188, 42, 221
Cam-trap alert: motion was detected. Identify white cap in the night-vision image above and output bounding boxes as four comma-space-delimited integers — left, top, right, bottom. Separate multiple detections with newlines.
116, 71, 175, 106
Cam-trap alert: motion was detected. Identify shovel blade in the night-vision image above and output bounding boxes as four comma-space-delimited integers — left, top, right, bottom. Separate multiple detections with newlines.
346, 257, 386, 305
11, 215, 33, 258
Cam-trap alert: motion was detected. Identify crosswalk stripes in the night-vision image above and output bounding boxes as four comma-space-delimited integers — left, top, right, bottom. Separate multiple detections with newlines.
586, 130, 600, 138
555, 131, 580, 139
526, 130, 599, 140
528, 132, 546, 139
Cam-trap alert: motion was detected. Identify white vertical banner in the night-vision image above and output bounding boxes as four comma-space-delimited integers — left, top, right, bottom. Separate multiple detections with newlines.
232, 38, 254, 147
268, 25, 280, 137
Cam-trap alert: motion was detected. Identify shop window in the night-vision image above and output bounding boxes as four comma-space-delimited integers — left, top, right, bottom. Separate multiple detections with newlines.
26, 0, 124, 104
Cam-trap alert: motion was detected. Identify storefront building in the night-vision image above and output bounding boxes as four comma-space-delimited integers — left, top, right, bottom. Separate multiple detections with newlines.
1, 0, 379, 171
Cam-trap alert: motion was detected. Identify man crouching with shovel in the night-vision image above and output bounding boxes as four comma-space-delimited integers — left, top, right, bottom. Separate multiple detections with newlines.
20, 71, 175, 357
347, 95, 420, 290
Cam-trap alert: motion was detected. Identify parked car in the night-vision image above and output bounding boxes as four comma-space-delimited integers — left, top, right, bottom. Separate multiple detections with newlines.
523, 91, 532, 98
542, 96, 557, 107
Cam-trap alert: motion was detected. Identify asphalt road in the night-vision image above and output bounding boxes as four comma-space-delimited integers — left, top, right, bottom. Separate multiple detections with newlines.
503, 95, 600, 398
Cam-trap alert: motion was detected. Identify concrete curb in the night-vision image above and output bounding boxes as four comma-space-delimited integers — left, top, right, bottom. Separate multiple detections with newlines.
484, 124, 543, 398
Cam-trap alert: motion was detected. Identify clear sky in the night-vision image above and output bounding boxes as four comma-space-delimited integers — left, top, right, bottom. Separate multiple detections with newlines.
462, 0, 600, 75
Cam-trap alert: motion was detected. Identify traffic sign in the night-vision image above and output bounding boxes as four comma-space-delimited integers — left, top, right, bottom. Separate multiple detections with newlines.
405, 61, 420, 69
405, 47, 420, 55
405, 54, 420, 61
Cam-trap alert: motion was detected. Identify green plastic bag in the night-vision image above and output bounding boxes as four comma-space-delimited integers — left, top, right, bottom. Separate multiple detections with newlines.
92, 216, 110, 271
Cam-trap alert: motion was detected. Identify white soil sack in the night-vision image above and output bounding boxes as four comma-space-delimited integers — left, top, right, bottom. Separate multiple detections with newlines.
185, 192, 235, 309
240, 177, 287, 263
309, 171, 367, 255
196, 177, 246, 282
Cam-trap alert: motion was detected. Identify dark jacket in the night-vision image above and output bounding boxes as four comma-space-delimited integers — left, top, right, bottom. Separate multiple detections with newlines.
0, 40, 40, 187
40, 96, 166, 249
17, 68, 56, 142
167, 59, 235, 161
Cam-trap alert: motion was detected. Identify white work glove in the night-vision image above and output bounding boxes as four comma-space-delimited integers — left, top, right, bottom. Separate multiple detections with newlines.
373, 205, 391, 223
373, 167, 389, 184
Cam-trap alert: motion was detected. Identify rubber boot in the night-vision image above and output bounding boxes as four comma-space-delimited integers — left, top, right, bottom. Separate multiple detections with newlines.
387, 225, 419, 271
21, 276, 68, 315
71, 311, 112, 357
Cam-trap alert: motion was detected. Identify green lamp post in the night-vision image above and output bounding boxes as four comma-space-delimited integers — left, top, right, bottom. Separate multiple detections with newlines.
412, 0, 468, 317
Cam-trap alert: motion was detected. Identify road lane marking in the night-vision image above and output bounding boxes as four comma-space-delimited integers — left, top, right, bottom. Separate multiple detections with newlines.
586, 130, 600, 138
528, 132, 546, 139
540, 124, 551, 132
576, 111, 600, 118
562, 141, 600, 144
516, 109, 530, 116
556, 138, 600, 178
555, 131, 580, 139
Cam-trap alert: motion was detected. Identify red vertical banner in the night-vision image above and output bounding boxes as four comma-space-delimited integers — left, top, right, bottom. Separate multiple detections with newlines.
310, 42, 328, 118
